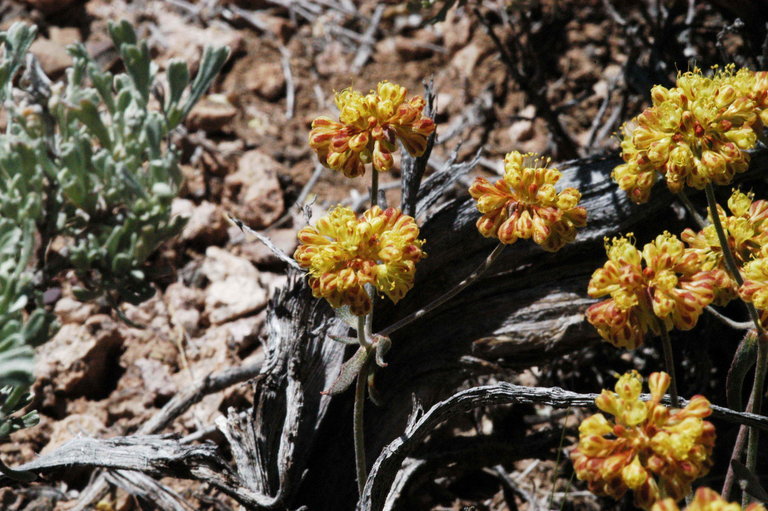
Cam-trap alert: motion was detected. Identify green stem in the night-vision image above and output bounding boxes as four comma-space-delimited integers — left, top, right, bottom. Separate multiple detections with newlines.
354, 315, 371, 499
744, 338, 768, 505
656, 316, 680, 408
370, 168, 380, 209
704, 184, 762, 331
379, 242, 506, 337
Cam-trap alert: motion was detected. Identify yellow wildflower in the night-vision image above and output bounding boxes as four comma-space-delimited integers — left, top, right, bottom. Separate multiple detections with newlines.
294, 205, 425, 316
613, 66, 760, 203
468, 151, 587, 252
308, 81, 436, 178
586, 233, 721, 349
651, 486, 767, 511
682, 189, 768, 304
571, 371, 715, 510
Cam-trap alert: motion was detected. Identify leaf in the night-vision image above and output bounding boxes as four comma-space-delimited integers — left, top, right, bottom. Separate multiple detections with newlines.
374, 334, 391, 368
731, 459, 768, 502
323, 347, 369, 396
727, 330, 758, 412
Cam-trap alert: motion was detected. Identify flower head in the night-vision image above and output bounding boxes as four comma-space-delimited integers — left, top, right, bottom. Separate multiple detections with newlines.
651, 487, 766, 511
613, 66, 762, 203
571, 371, 715, 510
468, 151, 587, 252
682, 189, 768, 304
294, 206, 425, 316
308, 81, 436, 178
586, 232, 721, 349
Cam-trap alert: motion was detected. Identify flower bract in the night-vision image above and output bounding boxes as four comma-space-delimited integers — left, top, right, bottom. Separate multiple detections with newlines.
571, 371, 715, 510
308, 81, 436, 178
586, 232, 722, 349
468, 151, 587, 252
294, 205, 425, 316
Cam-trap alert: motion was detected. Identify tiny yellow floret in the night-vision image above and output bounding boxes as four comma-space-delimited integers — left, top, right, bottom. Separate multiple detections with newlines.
571, 371, 715, 510
308, 81, 436, 178
294, 206, 425, 316
468, 151, 587, 252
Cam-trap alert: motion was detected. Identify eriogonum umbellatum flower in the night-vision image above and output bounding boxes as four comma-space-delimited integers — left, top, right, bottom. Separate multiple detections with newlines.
308, 81, 436, 178
586, 232, 722, 349
571, 371, 715, 510
682, 189, 768, 304
468, 151, 587, 252
294, 205, 425, 316
652, 487, 767, 511
613, 66, 765, 203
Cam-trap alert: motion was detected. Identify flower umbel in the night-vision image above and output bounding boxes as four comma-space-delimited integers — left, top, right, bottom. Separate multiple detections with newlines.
308, 81, 436, 178
468, 151, 587, 252
651, 486, 767, 511
613, 66, 762, 203
294, 206, 425, 316
571, 371, 715, 510
682, 189, 768, 304
586, 232, 721, 349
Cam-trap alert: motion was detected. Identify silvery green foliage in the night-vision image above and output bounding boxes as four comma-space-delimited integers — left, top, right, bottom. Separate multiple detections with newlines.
0, 20, 227, 451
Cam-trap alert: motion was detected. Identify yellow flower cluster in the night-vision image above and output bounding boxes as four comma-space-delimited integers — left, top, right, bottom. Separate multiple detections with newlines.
613, 66, 767, 203
652, 487, 767, 511
294, 205, 425, 316
571, 371, 715, 510
308, 81, 436, 178
586, 232, 722, 349
682, 189, 768, 304
468, 151, 587, 252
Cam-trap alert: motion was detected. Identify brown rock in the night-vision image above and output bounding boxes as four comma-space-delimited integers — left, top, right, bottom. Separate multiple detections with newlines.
450, 42, 484, 76
245, 61, 286, 101
49, 26, 80, 46
35, 315, 124, 399
186, 96, 237, 132
54, 296, 96, 324
236, 228, 298, 267
224, 150, 285, 229
173, 199, 229, 246
441, 10, 473, 51
165, 281, 204, 335
180, 164, 206, 198
29, 38, 71, 77
393, 35, 434, 60
201, 246, 269, 324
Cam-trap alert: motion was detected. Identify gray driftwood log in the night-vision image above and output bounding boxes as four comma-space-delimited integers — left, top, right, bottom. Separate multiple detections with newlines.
7, 146, 768, 510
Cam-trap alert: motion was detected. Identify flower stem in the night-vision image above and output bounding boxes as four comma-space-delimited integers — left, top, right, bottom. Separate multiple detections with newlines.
655, 316, 680, 408
704, 183, 762, 331
371, 168, 380, 209
722, 395, 752, 500
380, 242, 506, 337
744, 337, 768, 505
354, 315, 371, 499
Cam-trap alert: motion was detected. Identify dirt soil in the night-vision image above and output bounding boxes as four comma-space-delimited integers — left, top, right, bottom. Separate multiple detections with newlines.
1, 0, 764, 509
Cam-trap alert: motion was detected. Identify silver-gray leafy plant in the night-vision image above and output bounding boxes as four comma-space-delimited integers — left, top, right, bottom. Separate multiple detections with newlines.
0, 20, 227, 471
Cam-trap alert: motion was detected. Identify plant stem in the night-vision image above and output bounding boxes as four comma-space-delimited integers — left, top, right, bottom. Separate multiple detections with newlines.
744, 338, 768, 505
354, 315, 371, 498
656, 316, 680, 408
371, 168, 380, 209
704, 183, 762, 331
380, 242, 506, 337
722, 399, 751, 500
